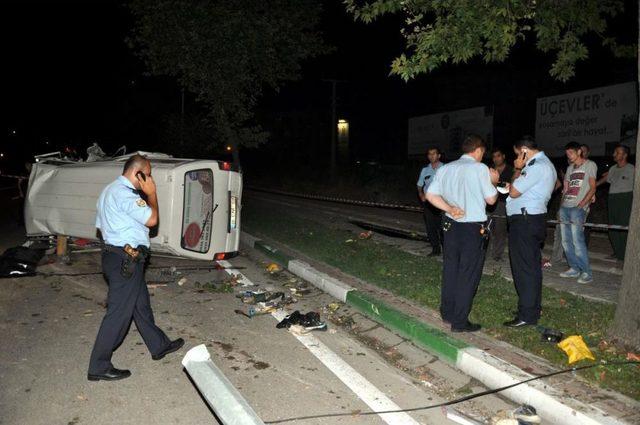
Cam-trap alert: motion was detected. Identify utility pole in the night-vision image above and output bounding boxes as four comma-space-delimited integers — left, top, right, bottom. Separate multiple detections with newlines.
322, 79, 346, 176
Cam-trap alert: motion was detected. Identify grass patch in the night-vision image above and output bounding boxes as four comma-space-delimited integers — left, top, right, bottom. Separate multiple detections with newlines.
242, 201, 640, 400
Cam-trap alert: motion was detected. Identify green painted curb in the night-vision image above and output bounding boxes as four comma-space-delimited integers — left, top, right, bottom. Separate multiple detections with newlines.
346, 291, 469, 364
253, 240, 294, 266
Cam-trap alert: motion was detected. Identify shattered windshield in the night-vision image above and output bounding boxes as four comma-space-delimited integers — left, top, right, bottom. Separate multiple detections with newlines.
181, 169, 213, 253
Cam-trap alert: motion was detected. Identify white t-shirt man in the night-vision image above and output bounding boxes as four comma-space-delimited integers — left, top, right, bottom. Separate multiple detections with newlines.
562, 161, 597, 208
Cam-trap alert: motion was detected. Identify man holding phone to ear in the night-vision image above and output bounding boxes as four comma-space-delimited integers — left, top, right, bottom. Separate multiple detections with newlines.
503, 136, 556, 328
87, 154, 184, 381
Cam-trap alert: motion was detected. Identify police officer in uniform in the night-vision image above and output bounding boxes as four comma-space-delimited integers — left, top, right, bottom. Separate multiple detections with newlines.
417, 147, 444, 256
427, 135, 499, 332
88, 154, 184, 381
503, 136, 556, 328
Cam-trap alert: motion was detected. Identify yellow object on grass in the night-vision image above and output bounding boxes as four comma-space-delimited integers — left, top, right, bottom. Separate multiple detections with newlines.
557, 335, 596, 364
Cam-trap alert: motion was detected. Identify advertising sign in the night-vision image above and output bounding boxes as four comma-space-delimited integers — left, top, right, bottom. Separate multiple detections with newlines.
408, 106, 493, 158
536, 82, 637, 156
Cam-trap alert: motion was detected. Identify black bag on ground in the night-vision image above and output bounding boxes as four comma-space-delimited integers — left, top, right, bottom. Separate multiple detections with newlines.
0, 246, 45, 278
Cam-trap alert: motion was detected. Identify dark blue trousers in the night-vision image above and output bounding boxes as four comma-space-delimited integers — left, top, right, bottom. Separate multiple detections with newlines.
508, 214, 546, 324
88, 250, 170, 374
441, 220, 486, 328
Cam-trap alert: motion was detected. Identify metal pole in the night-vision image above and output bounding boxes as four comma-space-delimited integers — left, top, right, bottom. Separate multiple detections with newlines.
182, 344, 265, 425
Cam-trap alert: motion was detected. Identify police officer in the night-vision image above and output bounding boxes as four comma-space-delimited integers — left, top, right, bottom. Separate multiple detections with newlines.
427, 135, 499, 332
88, 154, 184, 381
503, 136, 556, 328
417, 147, 444, 256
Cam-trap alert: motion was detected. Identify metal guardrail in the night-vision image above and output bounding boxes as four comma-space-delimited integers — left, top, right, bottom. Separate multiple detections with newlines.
246, 186, 629, 231
182, 344, 265, 425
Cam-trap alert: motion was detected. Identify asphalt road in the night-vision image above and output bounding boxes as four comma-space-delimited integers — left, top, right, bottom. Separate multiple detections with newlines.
0, 243, 516, 425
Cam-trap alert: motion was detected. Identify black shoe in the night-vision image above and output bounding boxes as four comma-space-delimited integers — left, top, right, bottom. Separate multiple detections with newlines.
451, 322, 481, 332
428, 248, 441, 257
88, 367, 131, 381
503, 318, 535, 328
152, 338, 185, 360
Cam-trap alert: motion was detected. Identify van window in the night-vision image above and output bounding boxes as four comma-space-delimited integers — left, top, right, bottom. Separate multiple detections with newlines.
181, 169, 213, 253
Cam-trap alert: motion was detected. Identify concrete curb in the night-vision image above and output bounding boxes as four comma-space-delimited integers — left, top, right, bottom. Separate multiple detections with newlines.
240, 231, 630, 425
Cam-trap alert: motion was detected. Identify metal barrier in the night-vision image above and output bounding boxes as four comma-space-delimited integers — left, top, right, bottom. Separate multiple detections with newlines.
246, 186, 629, 231
182, 344, 265, 425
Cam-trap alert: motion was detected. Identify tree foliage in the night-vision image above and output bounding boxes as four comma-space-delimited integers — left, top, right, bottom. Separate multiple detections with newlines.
128, 0, 327, 148
345, 0, 634, 82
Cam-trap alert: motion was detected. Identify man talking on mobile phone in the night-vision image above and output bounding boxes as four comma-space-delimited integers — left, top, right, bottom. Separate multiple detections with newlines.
503, 136, 556, 328
87, 154, 184, 381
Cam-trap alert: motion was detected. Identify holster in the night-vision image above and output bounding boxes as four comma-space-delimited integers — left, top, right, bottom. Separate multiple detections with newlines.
103, 244, 149, 279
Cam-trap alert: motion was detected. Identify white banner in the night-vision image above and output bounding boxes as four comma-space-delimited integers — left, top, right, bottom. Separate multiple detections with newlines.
408, 106, 493, 158
536, 82, 637, 157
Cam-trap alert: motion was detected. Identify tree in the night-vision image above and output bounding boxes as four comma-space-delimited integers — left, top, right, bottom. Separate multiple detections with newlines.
128, 0, 328, 158
346, 0, 639, 348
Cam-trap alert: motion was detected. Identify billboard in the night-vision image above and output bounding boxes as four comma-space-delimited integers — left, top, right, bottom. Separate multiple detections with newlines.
408, 106, 493, 158
536, 82, 638, 157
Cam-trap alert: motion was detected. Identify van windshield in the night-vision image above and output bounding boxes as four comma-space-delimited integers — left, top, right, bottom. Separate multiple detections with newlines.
181, 169, 213, 253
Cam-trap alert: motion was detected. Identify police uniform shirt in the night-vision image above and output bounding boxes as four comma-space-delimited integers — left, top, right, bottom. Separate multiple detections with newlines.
506, 151, 557, 216
96, 176, 152, 247
416, 162, 443, 193
427, 154, 497, 222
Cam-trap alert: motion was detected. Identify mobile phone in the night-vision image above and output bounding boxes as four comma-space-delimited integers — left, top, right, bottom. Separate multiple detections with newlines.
136, 171, 146, 182
521, 151, 527, 161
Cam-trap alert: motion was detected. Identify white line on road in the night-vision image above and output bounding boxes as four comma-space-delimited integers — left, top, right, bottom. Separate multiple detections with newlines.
216, 261, 421, 425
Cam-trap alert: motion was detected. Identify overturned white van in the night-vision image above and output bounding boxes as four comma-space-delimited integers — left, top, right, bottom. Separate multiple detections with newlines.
24, 152, 242, 260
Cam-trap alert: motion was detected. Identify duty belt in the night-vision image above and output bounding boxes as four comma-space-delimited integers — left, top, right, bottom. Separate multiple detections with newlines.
103, 244, 149, 278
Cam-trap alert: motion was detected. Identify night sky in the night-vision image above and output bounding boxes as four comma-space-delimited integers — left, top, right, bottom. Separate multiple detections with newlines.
3, 0, 638, 172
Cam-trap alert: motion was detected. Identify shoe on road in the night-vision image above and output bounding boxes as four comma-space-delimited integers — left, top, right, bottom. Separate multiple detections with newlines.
577, 273, 593, 284
451, 322, 481, 333
559, 268, 580, 278
88, 367, 131, 381
152, 338, 185, 360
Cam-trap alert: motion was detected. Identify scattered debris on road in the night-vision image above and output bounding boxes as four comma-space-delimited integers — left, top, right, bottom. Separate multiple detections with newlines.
276, 310, 327, 331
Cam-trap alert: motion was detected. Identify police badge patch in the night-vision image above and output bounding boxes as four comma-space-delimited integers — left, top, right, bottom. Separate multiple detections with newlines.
136, 199, 147, 207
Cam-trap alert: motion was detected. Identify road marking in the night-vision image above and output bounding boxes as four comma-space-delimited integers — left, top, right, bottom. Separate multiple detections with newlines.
217, 260, 421, 425
217, 260, 253, 286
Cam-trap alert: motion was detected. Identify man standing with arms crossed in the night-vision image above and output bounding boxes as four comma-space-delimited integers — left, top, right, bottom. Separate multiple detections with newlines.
417, 147, 444, 256
88, 154, 184, 381
597, 144, 635, 261
427, 135, 499, 332
503, 136, 557, 328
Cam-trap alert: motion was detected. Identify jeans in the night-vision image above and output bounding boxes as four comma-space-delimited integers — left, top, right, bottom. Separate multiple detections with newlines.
559, 206, 592, 278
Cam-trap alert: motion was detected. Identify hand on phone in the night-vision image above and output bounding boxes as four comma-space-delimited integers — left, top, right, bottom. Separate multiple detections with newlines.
137, 171, 156, 195
514, 149, 528, 170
